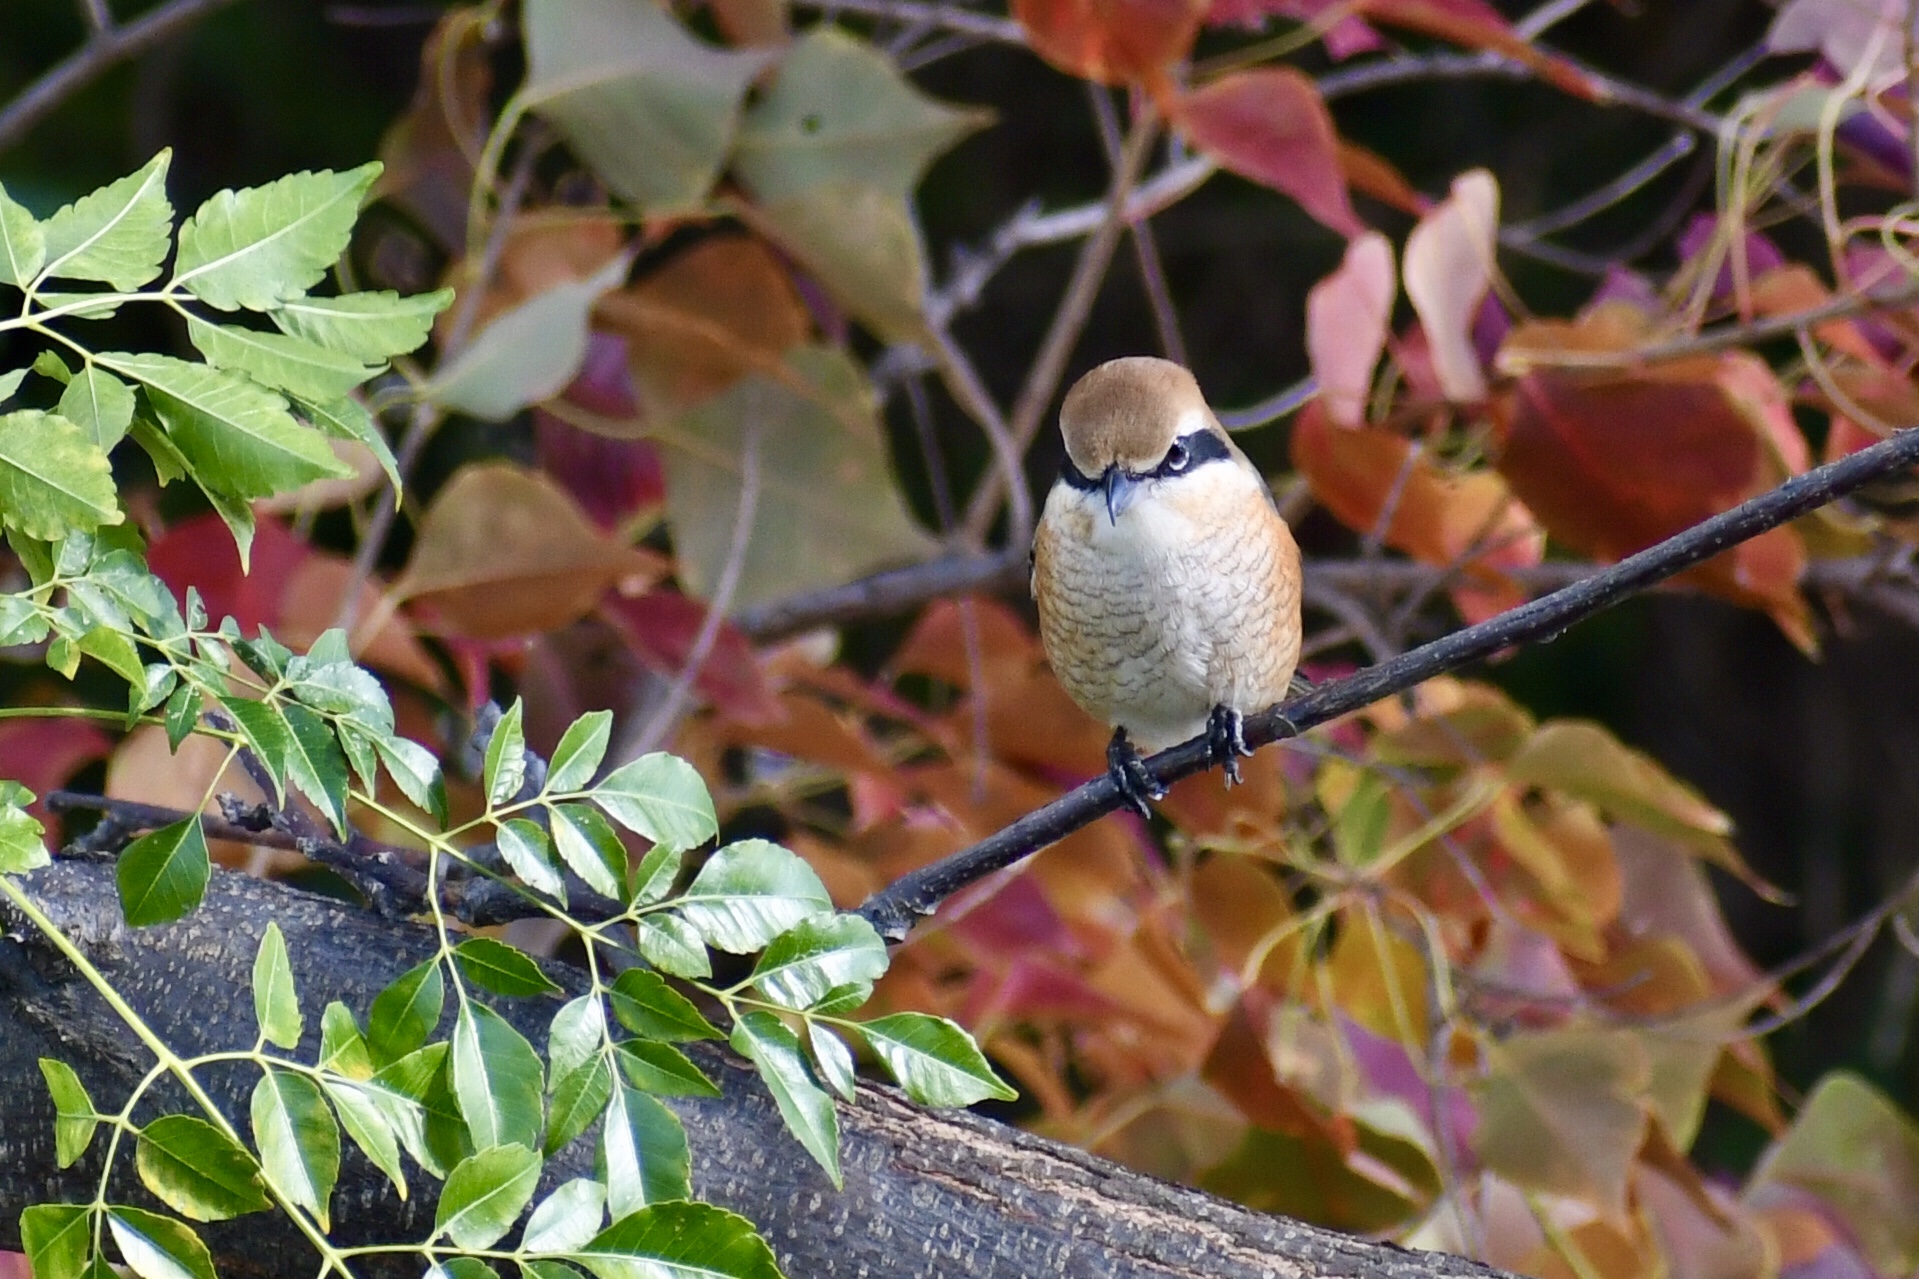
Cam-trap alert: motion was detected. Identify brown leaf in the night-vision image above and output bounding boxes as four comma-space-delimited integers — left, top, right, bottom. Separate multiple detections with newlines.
1171, 68, 1361, 236
1338, 142, 1427, 217
1190, 855, 1304, 994
1359, 0, 1601, 99
394, 462, 666, 639
377, 9, 492, 249
1203, 1003, 1354, 1147
1013, 0, 1207, 84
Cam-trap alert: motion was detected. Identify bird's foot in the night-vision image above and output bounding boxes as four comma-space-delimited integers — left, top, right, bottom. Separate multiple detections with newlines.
1106, 728, 1165, 819
1206, 705, 1253, 786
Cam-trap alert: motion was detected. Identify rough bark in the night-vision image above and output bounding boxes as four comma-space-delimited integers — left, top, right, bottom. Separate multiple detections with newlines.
0, 863, 1503, 1279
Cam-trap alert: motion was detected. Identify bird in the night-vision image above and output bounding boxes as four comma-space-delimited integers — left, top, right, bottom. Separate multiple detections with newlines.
1031, 356, 1304, 818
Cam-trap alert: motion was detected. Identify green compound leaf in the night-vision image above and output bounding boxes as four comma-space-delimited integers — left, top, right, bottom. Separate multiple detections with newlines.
172, 164, 381, 311
549, 995, 607, 1082
455, 937, 564, 998
318, 1001, 374, 1079
614, 1040, 719, 1099
749, 914, 888, 1010
0, 798, 49, 873
252, 921, 304, 1050
627, 843, 683, 907
39, 1057, 97, 1168
58, 365, 136, 450
437, 1143, 543, 1250
545, 1056, 615, 1158
550, 802, 625, 901
807, 1023, 857, 1101
251, 1067, 341, 1230
729, 1010, 839, 1185
186, 315, 378, 403
608, 969, 721, 1042
294, 393, 400, 494
570, 1196, 782, 1279
105, 1207, 215, 1279
857, 1012, 1017, 1107
484, 697, 528, 808
281, 702, 351, 835
633, 914, 710, 980
428, 254, 629, 422
497, 816, 567, 901
135, 1115, 271, 1222
547, 709, 612, 793
593, 752, 717, 853
523, 1179, 607, 1254
99, 352, 351, 499
272, 288, 453, 361
20, 1203, 91, 1279
374, 735, 446, 824
116, 817, 210, 927
677, 839, 832, 954
320, 1076, 412, 1199
602, 1085, 690, 1217
368, 957, 445, 1066
0, 410, 122, 540
451, 1001, 546, 1152
41, 152, 172, 290
0, 177, 45, 286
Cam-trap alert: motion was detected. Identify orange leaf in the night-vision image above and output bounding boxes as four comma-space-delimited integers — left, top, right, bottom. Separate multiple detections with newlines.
1338, 141, 1427, 216
1172, 68, 1361, 236
1359, 0, 1601, 100
1202, 1003, 1354, 1148
1013, 0, 1206, 84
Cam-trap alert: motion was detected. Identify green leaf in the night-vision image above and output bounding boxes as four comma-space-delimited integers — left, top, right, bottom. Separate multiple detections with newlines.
0, 410, 122, 539
20, 1204, 91, 1279
857, 1013, 1015, 1106
116, 817, 210, 927
272, 288, 453, 361
729, 1010, 839, 1184
497, 817, 568, 901
371, 1043, 451, 1177
609, 970, 721, 1043
551, 803, 625, 900
77, 626, 145, 688
252, 921, 304, 1049
677, 839, 832, 953
295, 394, 399, 495
456, 937, 565, 998
58, 366, 135, 451
750, 914, 888, 1010
320, 1077, 411, 1199
749, 187, 927, 343
548, 709, 612, 793
521, 0, 773, 212
135, 1115, 271, 1222
430, 1260, 499, 1279
0, 799, 49, 873
0, 178, 45, 286
807, 1024, 857, 1101
484, 697, 529, 807
734, 28, 988, 202
32, 350, 72, 384
523, 1179, 607, 1254
550, 995, 607, 1082
428, 254, 630, 421
633, 914, 710, 979
368, 957, 445, 1066
105, 1209, 215, 1279
628, 844, 683, 907
593, 753, 716, 852
602, 1085, 691, 1216
437, 1144, 543, 1250
37, 292, 123, 321
614, 1040, 719, 1099
452, 1001, 546, 1151
571, 1199, 781, 1279
282, 702, 351, 834
375, 735, 446, 823
99, 352, 350, 499
186, 316, 377, 402
318, 1001, 374, 1080
41, 152, 172, 290
172, 164, 381, 311
219, 697, 291, 805
545, 1057, 615, 1157
251, 1066, 341, 1229
162, 684, 199, 750
0, 367, 26, 404
39, 1057, 98, 1167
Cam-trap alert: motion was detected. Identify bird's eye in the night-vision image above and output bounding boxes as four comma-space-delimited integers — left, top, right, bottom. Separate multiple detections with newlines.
1164, 442, 1191, 473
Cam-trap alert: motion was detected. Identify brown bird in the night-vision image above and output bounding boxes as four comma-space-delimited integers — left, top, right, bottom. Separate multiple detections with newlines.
1031, 357, 1303, 816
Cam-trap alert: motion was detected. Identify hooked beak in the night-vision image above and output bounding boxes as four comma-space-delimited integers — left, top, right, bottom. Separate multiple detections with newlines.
1101, 466, 1140, 524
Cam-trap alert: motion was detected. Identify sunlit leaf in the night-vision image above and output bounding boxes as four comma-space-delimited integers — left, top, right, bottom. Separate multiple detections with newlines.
116, 818, 210, 927
602, 1085, 691, 1216
428, 254, 631, 421
451, 1001, 546, 1151
614, 1040, 720, 1098
549, 995, 607, 1082
1307, 232, 1395, 426
807, 1024, 857, 1101
524, 1179, 608, 1254
750, 915, 888, 1010
0, 176, 45, 286
484, 697, 528, 807
39, 1058, 98, 1169
41, 152, 172, 290
677, 839, 832, 953
729, 1010, 839, 1184
173, 164, 380, 311
368, 958, 445, 1066
1172, 69, 1358, 236
105, 1208, 215, 1279
545, 1057, 615, 1157
321, 1077, 411, 1198
594, 753, 717, 853
1013, 0, 1205, 83
498, 817, 568, 901
273, 288, 454, 361
20, 1204, 91, 1279
548, 710, 613, 793
251, 1067, 341, 1229
608, 969, 722, 1042
135, 1116, 270, 1222
634, 914, 711, 980
58, 365, 136, 451
572, 1201, 781, 1279
1404, 169, 1498, 402
0, 411, 121, 540
455, 937, 564, 998
186, 316, 377, 402
252, 922, 304, 1049
437, 1144, 543, 1249
857, 1013, 1016, 1107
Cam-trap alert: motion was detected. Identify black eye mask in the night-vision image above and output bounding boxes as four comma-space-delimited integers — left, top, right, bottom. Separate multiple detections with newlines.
1059, 430, 1231, 490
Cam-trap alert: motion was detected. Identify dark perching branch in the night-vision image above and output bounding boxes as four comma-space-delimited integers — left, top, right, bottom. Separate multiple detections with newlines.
858, 426, 1919, 941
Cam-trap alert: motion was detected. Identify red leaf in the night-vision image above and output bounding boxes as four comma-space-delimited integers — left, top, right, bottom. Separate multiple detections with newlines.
1173, 69, 1361, 236
1205, 0, 1384, 59
535, 412, 665, 532
1307, 231, 1396, 425
599, 590, 781, 725
1359, 0, 1601, 99
148, 513, 310, 632
1013, 0, 1206, 84
0, 719, 112, 821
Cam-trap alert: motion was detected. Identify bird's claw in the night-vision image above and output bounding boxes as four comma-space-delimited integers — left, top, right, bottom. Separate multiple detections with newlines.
1206, 705, 1253, 787
1106, 728, 1164, 819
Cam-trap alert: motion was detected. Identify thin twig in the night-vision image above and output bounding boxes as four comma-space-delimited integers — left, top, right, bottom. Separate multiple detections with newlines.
0, 0, 245, 151
76, 0, 114, 34
788, 0, 1025, 42
1088, 84, 1187, 366
860, 426, 1919, 939
925, 323, 1031, 549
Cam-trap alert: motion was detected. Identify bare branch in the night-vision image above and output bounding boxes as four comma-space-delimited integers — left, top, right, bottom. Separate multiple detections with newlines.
1088, 83, 1187, 366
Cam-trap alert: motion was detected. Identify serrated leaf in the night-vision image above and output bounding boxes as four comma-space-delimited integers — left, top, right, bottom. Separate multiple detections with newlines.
437, 1144, 543, 1249
857, 1012, 1015, 1106
609, 970, 721, 1043
0, 800, 50, 873
252, 921, 304, 1049
172, 164, 380, 311
0, 178, 45, 286
428, 254, 630, 421
498, 817, 568, 901
0, 410, 122, 539
484, 697, 528, 807
807, 1024, 857, 1101
219, 697, 291, 806
39, 1058, 97, 1167
523, 1179, 607, 1254
593, 753, 716, 852
452, 1001, 546, 1151
135, 1115, 271, 1222
602, 1085, 691, 1216
375, 735, 446, 823
634, 914, 710, 979
251, 1067, 341, 1229
750, 914, 888, 1010
187, 316, 377, 402
572, 1202, 781, 1279
550, 995, 607, 1083
41, 152, 172, 290
319, 1001, 373, 1080
628, 844, 683, 907
729, 1010, 839, 1184
105, 1208, 215, 1279
678, 839, 831, 953
545, 1057, 615, 1157
456, 937, 564, 998
368, 957, 445, 1066
99, 352, 350, 499
551, 803, 625, 900
320, 1078, 410, 1199
273, 288, 453, 360
116, 817, 210, 927
58, 365, 135, 450
614, 1040, 719, 1099
371, 1042, 450, 1176
295, 394, 399, 495
548, 710, 612, 793
20, 1204, 90, 1279
282, 702, 351, 835
77, 626, 144, 687
162, 684, 199, 750
0, 367, 25, 404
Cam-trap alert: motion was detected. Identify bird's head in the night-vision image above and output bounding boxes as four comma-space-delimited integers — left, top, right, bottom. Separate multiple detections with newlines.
1058, 357, 1235, 524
